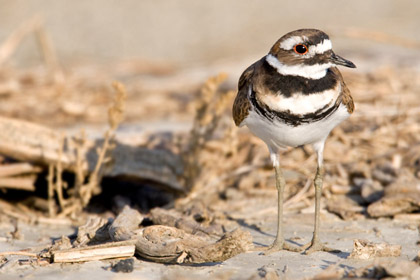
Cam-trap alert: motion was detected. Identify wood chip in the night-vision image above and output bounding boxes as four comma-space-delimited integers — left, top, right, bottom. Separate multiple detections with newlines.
330, 185, 353, 195
349, 239, 401, 259
109, 205, 144, 242
326, 195, 365, 220
0, 176, 36, 191
134, 225, 253, 264
0, 163, 42, 177
52, 242, 135, 263
393, 213, 420, 222
150, 207, 223, 237
367, 169, 420, 217
74, 216, 110, 247
311, 262, 345, 280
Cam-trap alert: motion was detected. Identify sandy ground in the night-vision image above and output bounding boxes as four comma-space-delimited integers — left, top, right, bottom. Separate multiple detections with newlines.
1, 208, 418, 279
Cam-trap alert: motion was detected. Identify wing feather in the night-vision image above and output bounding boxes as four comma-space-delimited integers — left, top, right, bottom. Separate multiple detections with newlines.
232, 63, 255, 126
330, 67, 354, 113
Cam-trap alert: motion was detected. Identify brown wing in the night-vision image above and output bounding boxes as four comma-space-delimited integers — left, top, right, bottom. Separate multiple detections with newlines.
330, 67, 354, 114
232, 63, 255, 126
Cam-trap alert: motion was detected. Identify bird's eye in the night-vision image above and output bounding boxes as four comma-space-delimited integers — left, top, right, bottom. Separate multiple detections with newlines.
293, 44, 308, 55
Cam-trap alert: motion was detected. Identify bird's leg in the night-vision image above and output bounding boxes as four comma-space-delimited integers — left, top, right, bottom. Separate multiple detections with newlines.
303, 143, 341, 254
264, 163, 301, 254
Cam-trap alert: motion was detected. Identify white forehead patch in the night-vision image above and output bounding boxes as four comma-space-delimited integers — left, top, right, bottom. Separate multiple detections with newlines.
280, 36, 308, 50
309, 39, 332, 55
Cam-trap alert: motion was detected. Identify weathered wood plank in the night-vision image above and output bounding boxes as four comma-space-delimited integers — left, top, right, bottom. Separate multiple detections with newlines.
0, 116, 184, 192
53, 242, 135, 263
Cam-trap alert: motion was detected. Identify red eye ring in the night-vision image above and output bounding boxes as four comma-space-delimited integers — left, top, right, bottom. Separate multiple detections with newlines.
293, 44, 308, 55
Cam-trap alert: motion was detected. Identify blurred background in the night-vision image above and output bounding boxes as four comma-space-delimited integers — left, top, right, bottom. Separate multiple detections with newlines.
1, 0, 419, 69
0, 0, 418, 132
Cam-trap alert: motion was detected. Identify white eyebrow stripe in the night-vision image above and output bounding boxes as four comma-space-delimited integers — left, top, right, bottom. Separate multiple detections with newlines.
280, 36, 308, 50
309, 39, 332, 55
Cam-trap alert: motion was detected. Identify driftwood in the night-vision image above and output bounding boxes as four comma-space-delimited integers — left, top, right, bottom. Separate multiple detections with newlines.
0, 162, 42, 191
0, 176, 36, 191
109, 205, 144, 242
382, 260, 420, 278
0, 116, 184, 193
49, 224, 136, 263
42, 205, 252, 264
150, 207, 223, 237
0, 163, 42, 177
73, 216, 111, 247
350, 259, 420, 279
133, 226, 252, 264
326, 195, 365, 220
0, 237, 135, 266
110, 206, 252, 264
367, 171, 420, 217
61, 205, 251, 264
52, 241, 135, 263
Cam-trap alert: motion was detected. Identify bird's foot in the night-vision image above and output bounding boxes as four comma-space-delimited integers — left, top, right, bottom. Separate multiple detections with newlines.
262, 239, 302, 255
302, 239, 341, 255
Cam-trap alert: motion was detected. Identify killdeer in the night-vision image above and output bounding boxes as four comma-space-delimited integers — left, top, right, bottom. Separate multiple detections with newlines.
232, 29, 355, 254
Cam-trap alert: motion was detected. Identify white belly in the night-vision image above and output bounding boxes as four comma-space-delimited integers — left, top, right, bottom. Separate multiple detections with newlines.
243, 103, 350, 151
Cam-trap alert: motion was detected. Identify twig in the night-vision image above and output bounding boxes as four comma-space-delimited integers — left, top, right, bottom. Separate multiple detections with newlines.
0, 251, 38, 258
284, 179, 312, 208
90, 131, 110, 184
35, 216, 73, 226
34, 22, 65, 85
47, 164, 55, 217
56, 202, 81, 218
73, 130, 87, 198
0, 163, 41, 177
0, 16, 42, 65
0, 15, 64, 86
79, 128, 110, 207
0, 208, 31, 223
52, 243, 135, 263
0, 176, 36, 191
79, 81, 127, 207
55, 134, 66, 209
229, 179, 314, 221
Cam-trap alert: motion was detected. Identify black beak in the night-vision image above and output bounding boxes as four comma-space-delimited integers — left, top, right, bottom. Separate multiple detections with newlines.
330, 52, 356, 68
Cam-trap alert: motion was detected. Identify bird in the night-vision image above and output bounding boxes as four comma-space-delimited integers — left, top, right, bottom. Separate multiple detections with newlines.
232, 29, 355, 254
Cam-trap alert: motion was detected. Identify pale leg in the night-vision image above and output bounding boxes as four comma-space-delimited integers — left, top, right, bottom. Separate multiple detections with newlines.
303, 142, 340, 254
264, 151, 301, 254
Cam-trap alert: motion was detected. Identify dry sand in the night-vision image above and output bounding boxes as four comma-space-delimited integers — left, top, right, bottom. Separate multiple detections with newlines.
0, 208, 419, 279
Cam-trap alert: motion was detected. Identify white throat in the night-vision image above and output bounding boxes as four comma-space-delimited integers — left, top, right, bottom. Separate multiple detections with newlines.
266, 54, 331, 80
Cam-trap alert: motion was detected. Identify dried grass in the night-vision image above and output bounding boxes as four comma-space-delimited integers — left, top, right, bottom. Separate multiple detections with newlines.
44, 82, 127, 217
181, 73, 235, 191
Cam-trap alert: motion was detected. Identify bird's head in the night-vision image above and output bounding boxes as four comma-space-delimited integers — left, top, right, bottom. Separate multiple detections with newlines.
267, 29, 356, 79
